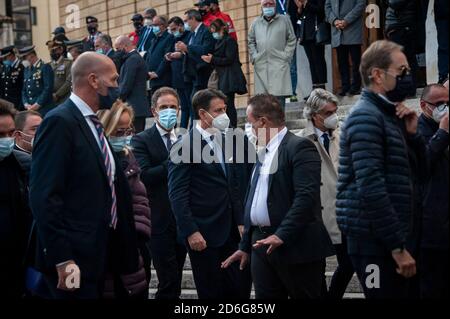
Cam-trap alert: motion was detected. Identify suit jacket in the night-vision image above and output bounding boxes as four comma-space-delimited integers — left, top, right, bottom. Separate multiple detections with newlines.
145, 30, 174, 88
131, 124, 175, 235
137, 26, 155, 53
119, 50, 150, 118
167, 31, 191, 89
183, 23, 215, 88
29, 99, 140, 294
168, 128, 254, 248
107, 49, 122, 73
240, 132, 334, 264
0, 59, 24, 110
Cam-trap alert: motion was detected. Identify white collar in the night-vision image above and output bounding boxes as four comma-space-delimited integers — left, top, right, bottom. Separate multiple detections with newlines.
195, 122, 220, 141
70, 93, 96, 117
156, 122, 177, 139
194, 22, 203, 34
314, 126, 329, 138
266, 127, 288, 153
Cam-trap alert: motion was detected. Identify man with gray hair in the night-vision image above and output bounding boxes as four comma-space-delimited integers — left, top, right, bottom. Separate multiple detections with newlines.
299, 88, 355, 298
94, 34, 122, 72
248, 0, 297, 110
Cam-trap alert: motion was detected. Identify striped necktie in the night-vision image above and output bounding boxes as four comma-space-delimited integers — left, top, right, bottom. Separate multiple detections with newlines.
89, 115, 118, 229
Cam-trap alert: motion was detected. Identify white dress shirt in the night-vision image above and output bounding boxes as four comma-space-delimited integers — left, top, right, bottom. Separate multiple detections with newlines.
195, 123, 224, 166
250, 127, 288, 226
156, 122, 178, 150
314, 127, 330, 148
70, 93, 116, 181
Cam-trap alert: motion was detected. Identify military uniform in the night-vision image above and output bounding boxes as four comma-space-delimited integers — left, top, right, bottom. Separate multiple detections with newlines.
0, 58, 24, 110
50, 56, 72, 105
21, 54, 55, 116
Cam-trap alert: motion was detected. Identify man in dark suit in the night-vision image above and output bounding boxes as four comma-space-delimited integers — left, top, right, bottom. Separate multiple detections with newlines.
176, 9, 215, 101
223, 94, 334, 299
168, 89, 253, 299
0, 103, 32, 298
145, 16, 175, 98
95, 34, 122, 73
29, 52, 141, 299
132, 87, 187, 299
82, 16, 102, 52
137, 8, 158, 53
115, 36, 150, 133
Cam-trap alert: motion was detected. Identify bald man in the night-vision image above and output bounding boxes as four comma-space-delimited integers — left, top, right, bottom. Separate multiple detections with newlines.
115, 35, 150, 133
30, 52, 142, 299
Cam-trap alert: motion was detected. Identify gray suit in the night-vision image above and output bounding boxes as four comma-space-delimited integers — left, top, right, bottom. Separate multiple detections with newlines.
325, 0, 366, 48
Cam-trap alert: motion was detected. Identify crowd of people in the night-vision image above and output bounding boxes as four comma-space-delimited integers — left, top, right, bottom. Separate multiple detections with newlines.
0, 0, 448, 300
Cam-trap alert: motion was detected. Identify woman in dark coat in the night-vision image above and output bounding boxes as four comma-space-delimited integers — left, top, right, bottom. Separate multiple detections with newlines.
201, 18, 247, 128
99, 101, 151, 299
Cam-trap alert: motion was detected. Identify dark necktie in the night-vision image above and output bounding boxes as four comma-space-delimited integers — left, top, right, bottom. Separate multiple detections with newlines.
210, 134, 226, 175
165, 133, 173, 151
323, 132, 330, 155
89, 115, 118, 229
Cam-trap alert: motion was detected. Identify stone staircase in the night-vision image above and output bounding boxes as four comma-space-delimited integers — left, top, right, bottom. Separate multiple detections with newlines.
148, 92, 422, 300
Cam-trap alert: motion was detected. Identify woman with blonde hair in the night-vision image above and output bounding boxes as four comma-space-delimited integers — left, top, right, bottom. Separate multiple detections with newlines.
98, 100, 151, 299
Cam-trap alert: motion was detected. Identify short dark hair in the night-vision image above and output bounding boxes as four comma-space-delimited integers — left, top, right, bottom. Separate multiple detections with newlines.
421, 83, 447, 101
248, 94, 285, 126
185, 9, 202, 22
192, 89, 227, 117
14, 110, 42, 131
151, 87, 180, 109
168, 16, 184, 26
144, 8, 157, 17
0, 102, 16, 120
154, 15, 168, 26
210, 19, 228, 35
360, 40, 404, 87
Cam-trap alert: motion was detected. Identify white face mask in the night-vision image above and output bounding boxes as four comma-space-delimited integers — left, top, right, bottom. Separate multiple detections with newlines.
22, 60, 31, 68
431, 104, 448, 123
245, 122, 257, 145
323, 113, 339, 130
206, 111, 230, 132
145, 19, 153, 26
67, 52, 74, 60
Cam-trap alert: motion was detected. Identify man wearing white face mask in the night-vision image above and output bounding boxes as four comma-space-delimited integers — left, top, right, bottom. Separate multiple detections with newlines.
298, 88, 355, 299
418, 83, 449, 298
168, 88, 252, 299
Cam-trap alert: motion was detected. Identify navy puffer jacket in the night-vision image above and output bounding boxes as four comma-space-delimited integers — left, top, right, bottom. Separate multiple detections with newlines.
337, 89, 423, 256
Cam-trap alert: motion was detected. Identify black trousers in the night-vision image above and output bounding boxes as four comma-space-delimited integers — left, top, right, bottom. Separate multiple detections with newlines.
226, 92, 237, 128
328, 237, 355, 299
386, 27, 418, 90
150, 220, 187, 300
350, 254, 410, 299
420, 248, 449, 298
188, 226, 252, 299
336, 45, 362, 92
251, 228, 325, 299
303, 41, 328, 85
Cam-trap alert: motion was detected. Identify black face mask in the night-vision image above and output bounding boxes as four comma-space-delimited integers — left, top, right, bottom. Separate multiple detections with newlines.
199, 9, 207, 17
115, 49, 127, 60
87, 26, 98, 35
134, 22, 143, 31
385, 71, 416, 103
50, 52, 62, 61
98, 86, 120, 110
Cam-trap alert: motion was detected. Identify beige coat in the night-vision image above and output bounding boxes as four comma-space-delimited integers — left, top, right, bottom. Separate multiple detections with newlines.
248, 14, 297, 97
298, 121, 342, 244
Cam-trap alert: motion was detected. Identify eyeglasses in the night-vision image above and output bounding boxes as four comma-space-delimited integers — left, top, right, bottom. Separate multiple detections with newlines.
115, 128, 135, 137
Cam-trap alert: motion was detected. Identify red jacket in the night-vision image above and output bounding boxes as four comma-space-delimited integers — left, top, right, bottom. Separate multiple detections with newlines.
128, 31, 140, 46
203, 9, 237, 41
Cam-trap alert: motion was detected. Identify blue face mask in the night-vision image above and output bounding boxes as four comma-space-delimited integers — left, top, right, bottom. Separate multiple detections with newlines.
184, 23, 191, 32
152, 26, 161, 34
98, 85, 119, 110
173, 30, 182, 38
212, 32, 223, 40
109, 135, 132, 152
0, 137, 15, 160
2, 60, 12, 67
262, 7, 276, 17
158, 108, 178, 130
96, 49, 104, 55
